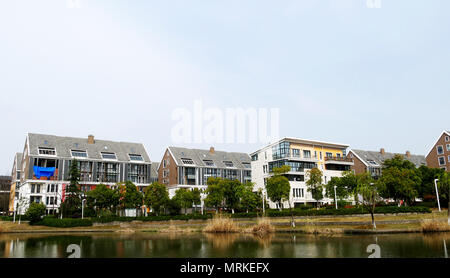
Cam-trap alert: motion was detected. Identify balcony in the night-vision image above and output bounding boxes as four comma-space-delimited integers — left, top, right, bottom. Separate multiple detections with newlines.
324, 156, 354, 165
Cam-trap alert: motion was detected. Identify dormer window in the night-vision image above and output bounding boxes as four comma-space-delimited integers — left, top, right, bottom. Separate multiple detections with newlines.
71, 150, 87, 158
38, 147, 56, 156
101, 152, 117, 160
181, 158, 194, 165
129, 154, 143, 161
223, 161, 234, 167
203, 160, 215, 167
367, 159, 379, 166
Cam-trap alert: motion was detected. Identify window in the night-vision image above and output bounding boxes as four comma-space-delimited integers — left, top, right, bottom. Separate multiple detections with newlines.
203, 160, 215, 166
446, 136, 450, 142
293, 188, 304, 198
101, 152, 117, 160
251, 154, 258, 161
71, 150, 87, 158
303, 150, 311, 158
336, 153, 341, 158
437, 145, 444, 155
447, 144, 450, 151
46, 184, 58, 193
31, 184, 41, 193
129, 154, 143, 161
326, 152, 333, 158
38, 147, 56, 156
242, 162, 251, 169
438, 157, 445, 166
292, 149, 300, 157
223, 161, 234, 167
272, 141, 290, 159
181, 158, 194, 165
367, 160, 379, 166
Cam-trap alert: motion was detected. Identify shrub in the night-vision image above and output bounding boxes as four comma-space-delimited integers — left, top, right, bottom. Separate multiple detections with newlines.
26, 203, 47, 224
421, 220, 450, 233
247, 218, 274, 235
36, 218, 93, 227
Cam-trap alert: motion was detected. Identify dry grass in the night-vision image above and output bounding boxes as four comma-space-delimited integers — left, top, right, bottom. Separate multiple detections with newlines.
203, 215, 239, 233
421, 220, 450, 233
303, 226, 344, 235
246, 218, 275, 236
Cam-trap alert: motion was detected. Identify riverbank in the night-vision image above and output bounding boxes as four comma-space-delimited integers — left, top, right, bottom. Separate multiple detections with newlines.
1, 210, 448, 235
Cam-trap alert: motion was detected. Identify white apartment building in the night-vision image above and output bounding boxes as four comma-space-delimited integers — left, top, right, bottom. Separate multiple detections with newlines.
251, 137, 354, 209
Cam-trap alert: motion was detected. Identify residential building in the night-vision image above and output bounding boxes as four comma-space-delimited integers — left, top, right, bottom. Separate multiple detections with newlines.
158, 146, 252, 199
349, 148, 426, 178
0, 176, 12, 214
426, 130, 450, 172
9, 153, 22, 213
251, 137, 353, 209
150, 162, 159, 183
14, 133, 152, 214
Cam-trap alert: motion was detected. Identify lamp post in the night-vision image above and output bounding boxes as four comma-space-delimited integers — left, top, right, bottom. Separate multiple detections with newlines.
334, 185, 338, 209
434, 179, 441, 212
262, 189, 266, 215
81, 198, 86, 219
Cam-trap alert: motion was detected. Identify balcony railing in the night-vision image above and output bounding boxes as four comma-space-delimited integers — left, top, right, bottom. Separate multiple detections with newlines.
324, 156, 354, 163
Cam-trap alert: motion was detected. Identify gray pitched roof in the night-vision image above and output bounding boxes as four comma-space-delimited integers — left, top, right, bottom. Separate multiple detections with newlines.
168, 146, 251, 169
15, 153, 23, 166
351, 149, 426, 168
151, 162, 159, 179
27, 133, 151, 163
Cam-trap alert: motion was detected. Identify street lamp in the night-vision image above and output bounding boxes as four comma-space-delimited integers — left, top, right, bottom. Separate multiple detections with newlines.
81, 198, 86, 219
334, 185, 338, 209
434, 179, 441, 212
262, 189, 266, 215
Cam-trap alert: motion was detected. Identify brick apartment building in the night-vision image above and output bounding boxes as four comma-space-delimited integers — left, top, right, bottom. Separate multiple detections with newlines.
426, 130, 450, 172
348, 148, 426, 178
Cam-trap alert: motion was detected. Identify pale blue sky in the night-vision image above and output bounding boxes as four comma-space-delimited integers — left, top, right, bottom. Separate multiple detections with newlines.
0, 0, 449, 174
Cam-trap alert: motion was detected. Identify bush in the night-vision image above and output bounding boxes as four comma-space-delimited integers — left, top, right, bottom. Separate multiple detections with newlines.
36, 217, 93, 227
25, 203, 47, 224
92, 213, 212, 223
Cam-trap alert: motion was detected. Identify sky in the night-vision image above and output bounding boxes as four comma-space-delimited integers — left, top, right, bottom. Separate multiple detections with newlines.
0, 0, 449, 174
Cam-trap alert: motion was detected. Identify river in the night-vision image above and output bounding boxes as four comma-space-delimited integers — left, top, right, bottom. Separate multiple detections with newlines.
0, 232, 449, 258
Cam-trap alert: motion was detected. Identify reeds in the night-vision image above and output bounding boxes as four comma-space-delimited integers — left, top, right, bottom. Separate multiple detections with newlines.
203, 215, 239, 233
421, 220, 450, 233
247, 218, 275, 236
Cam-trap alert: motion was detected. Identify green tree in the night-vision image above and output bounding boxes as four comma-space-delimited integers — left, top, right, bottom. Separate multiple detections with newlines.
239, 182, 262, 213
173, 188, 194, 214
204, 177, 224, 213
25, 202, 46, 224
306, 167, 324, 208
266, 166, 291, 211
436, 172, 450, 225
166, 198, 181, 215
355, 172, 381, 229
221, 179, 243, 214
379, 155, 422, 206
191, 188, 201, 213
144, 182, 169, 215
325, 171, 357, 202
116, 181, 143, 216
418, 165, 445, 201
61, 159, 82, 218
87, 184, 119, 215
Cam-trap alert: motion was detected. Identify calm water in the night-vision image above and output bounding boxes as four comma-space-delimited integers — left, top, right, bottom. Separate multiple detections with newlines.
0, 232, 449, 258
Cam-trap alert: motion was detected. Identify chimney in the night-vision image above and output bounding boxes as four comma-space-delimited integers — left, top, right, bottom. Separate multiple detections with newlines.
209, 147, 215, 154
380, 148, 385, 155
88, 135, 95, 144
406, 151, 411, 158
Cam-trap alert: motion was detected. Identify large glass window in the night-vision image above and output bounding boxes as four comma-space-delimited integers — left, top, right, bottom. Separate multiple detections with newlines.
269, 160, 316, 173
38, 147, 56, 156
129, 154, 143, 161
127, 164, 147, 183
96, 162, 119, 182
303, 150, 311, 158
101, 152, 117, 160
272, 141, 290, 159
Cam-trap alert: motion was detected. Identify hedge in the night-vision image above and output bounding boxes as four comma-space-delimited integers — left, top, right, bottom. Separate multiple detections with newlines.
35, 217, 93, 227
266, 206, 431, 217
92, 214, 212, 223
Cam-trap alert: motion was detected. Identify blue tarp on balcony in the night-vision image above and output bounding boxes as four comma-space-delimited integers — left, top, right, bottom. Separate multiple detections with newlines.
33, 166, 56, 179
